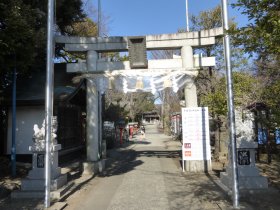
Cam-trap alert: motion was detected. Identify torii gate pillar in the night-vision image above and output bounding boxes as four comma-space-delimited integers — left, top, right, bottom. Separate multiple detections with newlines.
182, 46, 198, 107
83, 51, 105, 175
182, 45, 211, 172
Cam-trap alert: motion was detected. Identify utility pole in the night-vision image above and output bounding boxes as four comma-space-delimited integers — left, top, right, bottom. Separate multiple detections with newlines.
11, 54, 17, 177
98, 0, 103, 159
221, 0, 239, 208
186, 0, 190, 32
98, 0, 101, 36
45, 0, 55, 208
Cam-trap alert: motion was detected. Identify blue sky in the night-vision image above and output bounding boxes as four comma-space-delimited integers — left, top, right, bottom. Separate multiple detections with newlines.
88, 0, 248, 36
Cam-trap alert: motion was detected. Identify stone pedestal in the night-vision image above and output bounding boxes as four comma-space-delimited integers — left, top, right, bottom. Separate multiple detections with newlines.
220, 109, 268, 191
220, 143, 268, 190
102, 140, 107, 158
83, 159, 106, 175
11, 144, 67, 199
184, 160, 212, 172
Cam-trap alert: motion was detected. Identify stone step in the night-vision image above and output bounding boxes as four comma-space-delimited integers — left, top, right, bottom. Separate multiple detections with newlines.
11, 190, 45, 199
51, 181, 75, 200
220, 172, 268, 189
21, 174, 67, 191
11, 181, 75, 200
47, 202, 67, 210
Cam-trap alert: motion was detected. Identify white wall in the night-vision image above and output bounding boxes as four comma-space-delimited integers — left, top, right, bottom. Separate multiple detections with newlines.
6, 106, 45, 154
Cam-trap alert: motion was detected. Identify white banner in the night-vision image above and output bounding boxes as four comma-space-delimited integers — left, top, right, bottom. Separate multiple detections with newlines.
181, 107, 211, 161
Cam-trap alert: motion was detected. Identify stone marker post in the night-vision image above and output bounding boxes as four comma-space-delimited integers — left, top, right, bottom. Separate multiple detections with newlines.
220, 109, 268, 191
12, 117, 67, 199
83, 51, 106, 175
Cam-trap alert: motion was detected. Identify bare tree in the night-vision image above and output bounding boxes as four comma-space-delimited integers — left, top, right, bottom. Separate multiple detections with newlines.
150, 50, 182, 134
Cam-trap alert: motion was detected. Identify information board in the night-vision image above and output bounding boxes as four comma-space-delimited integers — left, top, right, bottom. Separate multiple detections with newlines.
181, 107, 211, 161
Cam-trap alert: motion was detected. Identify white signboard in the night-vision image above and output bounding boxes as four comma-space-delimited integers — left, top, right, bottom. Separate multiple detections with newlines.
181, 107, 211, 164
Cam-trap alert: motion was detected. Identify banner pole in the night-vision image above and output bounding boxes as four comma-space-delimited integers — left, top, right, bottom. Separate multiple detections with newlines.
221, 0, 239, 208
45, 0, 55, 207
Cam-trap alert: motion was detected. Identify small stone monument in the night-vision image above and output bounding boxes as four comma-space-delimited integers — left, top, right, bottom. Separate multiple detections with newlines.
12, 117, 67, 198
220, 108, 268, 191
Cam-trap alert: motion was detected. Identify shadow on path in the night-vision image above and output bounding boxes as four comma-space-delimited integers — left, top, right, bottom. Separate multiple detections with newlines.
136, 150, 181, 159
102, 148, 181, 178
101, 149, 142, 177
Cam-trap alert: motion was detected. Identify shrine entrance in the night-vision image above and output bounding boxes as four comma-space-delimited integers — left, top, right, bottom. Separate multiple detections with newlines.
55, 27, 223, 174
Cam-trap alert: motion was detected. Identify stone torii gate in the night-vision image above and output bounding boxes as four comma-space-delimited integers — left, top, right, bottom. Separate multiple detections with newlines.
55, 27, 223, 174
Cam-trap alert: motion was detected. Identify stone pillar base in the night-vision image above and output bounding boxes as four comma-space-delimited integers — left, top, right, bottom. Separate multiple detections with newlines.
11, 144, 68, 199
220, 165, 268, 190
83, 159, 106, 175
184, 160, 212, 172
220, 146, 268, 191
20, 173, 67, 191
102, 141, 107, 158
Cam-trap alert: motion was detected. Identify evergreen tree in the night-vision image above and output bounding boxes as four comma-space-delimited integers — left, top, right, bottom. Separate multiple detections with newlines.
0, 0, 86, 83
232, 0, 280, 56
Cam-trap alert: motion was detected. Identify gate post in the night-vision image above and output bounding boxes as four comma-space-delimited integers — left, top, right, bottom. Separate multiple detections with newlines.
87, 50, 98, 71
85, 78, 99, 161
182, 46, 211, 172
184, 78, 198, 107
83, 77, 105, 175
181, 46, 198, 107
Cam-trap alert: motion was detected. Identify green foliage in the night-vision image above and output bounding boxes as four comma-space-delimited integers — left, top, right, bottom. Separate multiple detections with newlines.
200, 72, 260, 117
0, 0, 39, 73
104, 91, 156, 122
103, 102, 129, 123
102, 52, 129, 62
190, 5, 222, 30
58, 18, 98, 62
232, 0, 280, 55
189, 5, 248, 72
71, 18, 97, 36
128, 92, 156, 120
190, 5, 250, 119
231, 1, 280, 128
56, 0, 86, 35
200, 85, 227, 116
232, 72, 261, 106
262, 80, 280, 128
262, 82, 280, 108
136, 92, 156, 111
0, 0, 86, 76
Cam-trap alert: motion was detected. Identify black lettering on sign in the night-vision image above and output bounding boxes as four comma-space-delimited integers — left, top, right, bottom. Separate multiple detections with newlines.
238, 150, 250, 165
37, 154, 44, 168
